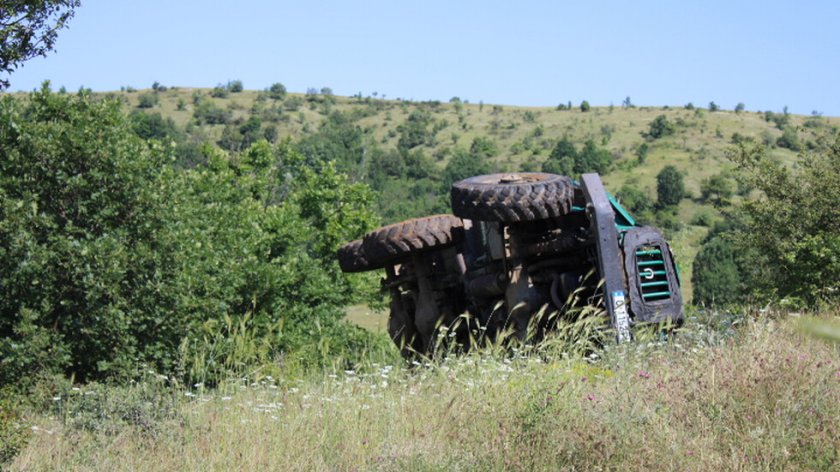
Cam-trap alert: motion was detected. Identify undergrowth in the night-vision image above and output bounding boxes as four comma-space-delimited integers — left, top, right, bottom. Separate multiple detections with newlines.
8, 308, 840, 471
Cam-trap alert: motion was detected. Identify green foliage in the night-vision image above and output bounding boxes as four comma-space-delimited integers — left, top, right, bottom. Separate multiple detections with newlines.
227, 80, 243, 93
616, 183, 654, 221
0, 390, 30, 465
297, 111, 366, 176
193, 98, 231, 124
709, 101, 720, 112
542, 136, 576, 176
692, 236, 744, 305
728, 140, 840, 305
268, 82, 287, 100
700, 173, 735, 206
542, 137, 611, 176
0, 87, 382, 388
211, 84, 229, 98
735, 102, 745, 113
0, 1, 79, 89
636, 142, 649, 164
576, 139, 612, 174
645, 114, 675, 140
776, 126, 802, 151
130, 110, 182, 141
397, 110, 433, 152
0, 85, 175, 383
656, 165, 684, 207
580, 100, 590, 112
442, 140, 493, 190
137, 92, 158, 108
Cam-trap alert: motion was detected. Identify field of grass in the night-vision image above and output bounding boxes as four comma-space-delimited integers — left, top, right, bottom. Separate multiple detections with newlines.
10, 310, 839, 471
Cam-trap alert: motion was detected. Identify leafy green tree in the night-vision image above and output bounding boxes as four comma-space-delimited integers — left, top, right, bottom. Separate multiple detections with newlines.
656, 165, 684, 207
297, 111, 366, 175
0, 1, 79, 89
228, 79, 243, 93
469, 136, 497, 159
575, 139, 612, 174
580, 100, 590, 112
0, 86, 383, 387
645, 114, 675, 140
728, 140, 840, 305
616, 183, 654, 222
709, 101, 720, 111
397, 110, 433, 152
193, 98, 231, 124
137, 92, 158, 108
269, 82, 287, 100
692, 236, 744, 305
776, 126, 802, 151
442, 144, 492, 190
129, 110, 182, 142
700, 173, 734, 206
735, 102, 745, 113
0, 85, 175, 382
211, 84, 229, 98
636, 142, 649, 164
542, 136, 576, 176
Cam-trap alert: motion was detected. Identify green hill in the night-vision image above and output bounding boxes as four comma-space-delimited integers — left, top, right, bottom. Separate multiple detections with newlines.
64, 87, 840, 301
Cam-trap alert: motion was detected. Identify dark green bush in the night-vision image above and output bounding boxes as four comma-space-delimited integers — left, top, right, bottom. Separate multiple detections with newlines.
0, 86, 381, 388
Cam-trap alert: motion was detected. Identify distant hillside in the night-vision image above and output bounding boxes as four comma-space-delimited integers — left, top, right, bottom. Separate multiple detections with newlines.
61, 86, 840, 300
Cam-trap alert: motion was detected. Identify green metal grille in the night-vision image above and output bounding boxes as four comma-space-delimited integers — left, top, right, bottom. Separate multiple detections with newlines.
636, 245, 672, 301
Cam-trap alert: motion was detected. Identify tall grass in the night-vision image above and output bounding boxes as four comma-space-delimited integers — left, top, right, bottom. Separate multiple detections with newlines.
11, 309, 840, 471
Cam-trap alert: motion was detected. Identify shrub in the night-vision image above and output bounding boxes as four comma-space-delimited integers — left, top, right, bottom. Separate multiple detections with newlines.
269, 82, 287, 100
645, 115, 675, 140
0, 87, 381, 387
692, 236, 745, 305
776, 126, 802, 151
227, 80, 243, 93
580, 100, 590, 112
656, 165, 684, 207
193, 99, 232, 125
728, 140, 840, 305
700, 173, 735, 206
211, 84, 229, 98
137, 92, 158, 108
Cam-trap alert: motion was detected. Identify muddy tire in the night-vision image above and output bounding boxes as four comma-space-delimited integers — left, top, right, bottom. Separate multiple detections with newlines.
337, 239, 374, 273
450, 172, 574, 223
362, 214, 464, 266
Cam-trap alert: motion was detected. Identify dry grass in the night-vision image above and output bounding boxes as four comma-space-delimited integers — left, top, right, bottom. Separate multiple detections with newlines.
12, 311, 839, 471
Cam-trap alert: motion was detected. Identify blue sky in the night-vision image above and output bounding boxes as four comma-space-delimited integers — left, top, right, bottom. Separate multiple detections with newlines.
8, 0, 840, 116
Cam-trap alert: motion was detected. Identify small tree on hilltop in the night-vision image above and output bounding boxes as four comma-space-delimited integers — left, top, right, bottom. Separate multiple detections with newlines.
228, 80, 243, 93
269, 82, 287, 100
580, 100, 591, 112
656, 165, 684, 207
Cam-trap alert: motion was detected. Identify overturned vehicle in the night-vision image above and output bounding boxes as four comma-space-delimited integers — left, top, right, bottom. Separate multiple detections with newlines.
338, 172, 683, 356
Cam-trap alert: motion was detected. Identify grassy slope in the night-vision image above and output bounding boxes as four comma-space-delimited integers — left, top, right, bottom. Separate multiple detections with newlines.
47, 88, 840, 302
13, 313, 840, 471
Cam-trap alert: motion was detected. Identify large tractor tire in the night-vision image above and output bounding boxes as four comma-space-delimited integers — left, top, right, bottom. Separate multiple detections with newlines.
337, 239, 374, 273
450, 173, 574, 223
362, 214, 464, 267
